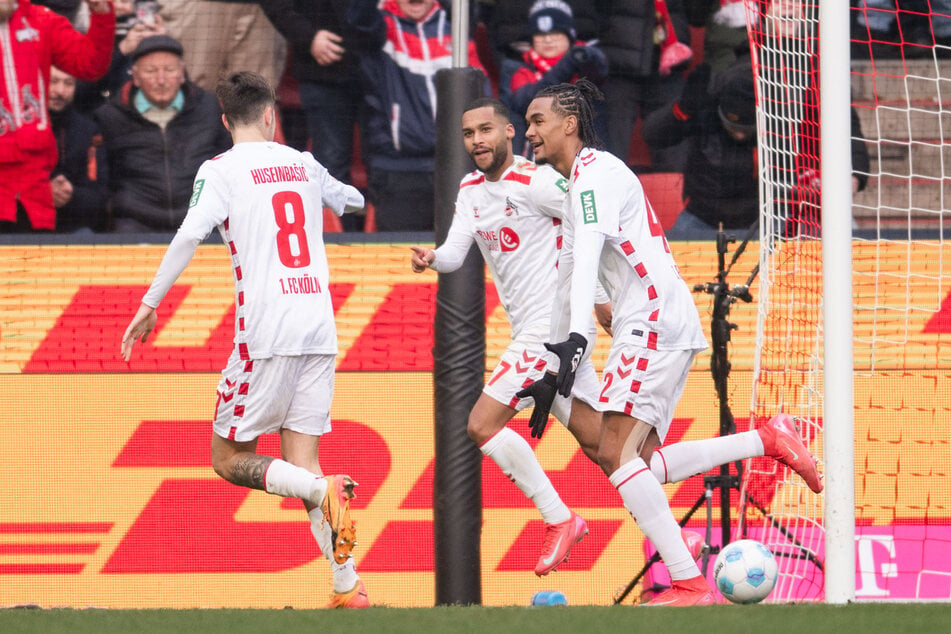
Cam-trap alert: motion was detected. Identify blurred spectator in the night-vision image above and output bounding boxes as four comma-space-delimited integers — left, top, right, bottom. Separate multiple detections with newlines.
93, 35, 232, 232
49, 66, 109, 233
159, 0, 286, 92
347, 0, 487, 232
641, 59, 757, 236
260, 0, 366, 231
598, 0, 693, 171
853, 0, 951, 58
685, 0, 748, 72
502, 0, 608, 156
478, 0, 600, 95
644, 53, 871, 238
74, 0, 168, 113
0, 0, 114, 233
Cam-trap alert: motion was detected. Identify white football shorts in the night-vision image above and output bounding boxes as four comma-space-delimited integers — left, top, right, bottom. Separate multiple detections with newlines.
598, 344, 702, 443
483, 340, 601, 428
213, 352, 335, 443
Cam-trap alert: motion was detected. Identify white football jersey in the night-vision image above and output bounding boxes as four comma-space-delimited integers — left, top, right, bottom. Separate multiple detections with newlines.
562, 148, 707, 351
142, 141, 363, 359
432, 156, 569, 342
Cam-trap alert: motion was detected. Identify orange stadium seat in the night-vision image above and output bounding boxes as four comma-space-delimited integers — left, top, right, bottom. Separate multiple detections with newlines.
323, 208, 343, 233
638, 172, 684, 231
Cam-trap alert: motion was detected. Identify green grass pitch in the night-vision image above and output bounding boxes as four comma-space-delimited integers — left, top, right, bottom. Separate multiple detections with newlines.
2, 603, 950, 634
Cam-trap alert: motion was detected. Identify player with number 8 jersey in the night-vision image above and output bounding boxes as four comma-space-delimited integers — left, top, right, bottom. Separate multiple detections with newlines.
121, 72, 370, 609
143, 123, 362, 360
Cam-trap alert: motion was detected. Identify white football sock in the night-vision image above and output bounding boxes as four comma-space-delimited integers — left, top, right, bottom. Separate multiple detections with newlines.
309, 507, 360, 593
610, 457, 700, 581
650, 430, 764, 484
480, 427, 571, 525
264, 459, 327, 507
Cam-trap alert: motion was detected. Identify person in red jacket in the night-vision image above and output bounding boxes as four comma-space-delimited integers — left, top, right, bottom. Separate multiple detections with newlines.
0, 0, 114, 232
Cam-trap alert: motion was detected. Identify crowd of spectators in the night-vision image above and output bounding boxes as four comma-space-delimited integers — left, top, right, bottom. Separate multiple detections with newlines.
1, 0, 903, 234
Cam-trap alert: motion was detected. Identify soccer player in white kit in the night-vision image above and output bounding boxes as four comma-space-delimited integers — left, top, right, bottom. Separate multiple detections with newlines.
121, 72, 370, 609
521, 80, 823, 606
410, 98, 608, 576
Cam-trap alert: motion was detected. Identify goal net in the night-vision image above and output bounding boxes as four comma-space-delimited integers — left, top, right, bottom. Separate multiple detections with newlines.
742, 0, 951, 601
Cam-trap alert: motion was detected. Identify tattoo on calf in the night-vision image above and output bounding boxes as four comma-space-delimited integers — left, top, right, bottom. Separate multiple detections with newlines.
231, 454, 275, 490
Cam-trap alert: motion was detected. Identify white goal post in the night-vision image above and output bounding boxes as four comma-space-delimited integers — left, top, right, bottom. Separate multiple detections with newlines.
819, 0, 857, 606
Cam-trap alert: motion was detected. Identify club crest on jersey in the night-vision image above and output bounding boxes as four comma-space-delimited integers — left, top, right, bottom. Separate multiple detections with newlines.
15, 19, 40, 43
503, 196, 519, 217
499, 227, 520, 252
473, 205, 480, 218
581, 190, 598, 224
189, 179, 205, 208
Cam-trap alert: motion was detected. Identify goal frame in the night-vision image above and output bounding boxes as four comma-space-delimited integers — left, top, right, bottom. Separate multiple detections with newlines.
819, 0, 857, 606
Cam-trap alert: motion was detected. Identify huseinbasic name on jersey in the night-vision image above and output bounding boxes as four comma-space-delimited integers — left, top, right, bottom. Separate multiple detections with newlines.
250, 164, 310, 185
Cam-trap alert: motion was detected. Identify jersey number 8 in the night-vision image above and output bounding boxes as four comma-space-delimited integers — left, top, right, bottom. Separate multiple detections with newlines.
272, 190, 312, 268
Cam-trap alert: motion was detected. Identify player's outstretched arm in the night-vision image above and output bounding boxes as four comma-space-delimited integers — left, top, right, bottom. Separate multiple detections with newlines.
121, 303, 158, 362
410, 246, 436, 273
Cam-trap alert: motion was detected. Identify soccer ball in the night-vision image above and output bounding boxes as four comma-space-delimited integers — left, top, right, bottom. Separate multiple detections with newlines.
713, 539, 778, 604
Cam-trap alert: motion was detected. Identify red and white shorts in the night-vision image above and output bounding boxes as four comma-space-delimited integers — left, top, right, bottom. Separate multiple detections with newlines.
597, 344, 701, 443
213, 352, 335, 443
483, 340, 601, 427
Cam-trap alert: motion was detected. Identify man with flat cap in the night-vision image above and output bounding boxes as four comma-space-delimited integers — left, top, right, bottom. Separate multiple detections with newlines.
94, 35, 232, 232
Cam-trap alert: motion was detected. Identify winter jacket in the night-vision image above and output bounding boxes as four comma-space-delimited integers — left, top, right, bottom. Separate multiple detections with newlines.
0, 0, 114, 228
597, 0, 690, 79
93, 80, 231, 231
506, 43, 609, 116
50, 104, 109, 232
346, 0, 485, 172
642, 104, 759, 229
259, 0, 360, 86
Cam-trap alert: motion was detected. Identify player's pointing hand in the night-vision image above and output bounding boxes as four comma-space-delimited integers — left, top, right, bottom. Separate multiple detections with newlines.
410, 246, 435, 273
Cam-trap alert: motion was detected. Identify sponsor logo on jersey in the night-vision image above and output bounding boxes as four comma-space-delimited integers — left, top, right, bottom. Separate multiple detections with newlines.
503, 196, 519, 217
189, 179, 205, 208
555, 177, 569, 193
581, 190, 598, 224
499, 227, 520, 252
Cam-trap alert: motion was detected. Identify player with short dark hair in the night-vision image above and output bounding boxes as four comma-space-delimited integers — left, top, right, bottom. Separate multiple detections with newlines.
521, 80, 823, 606
410, 97, 610, 576
216, 70, 276, 129
121, 70, 370, 609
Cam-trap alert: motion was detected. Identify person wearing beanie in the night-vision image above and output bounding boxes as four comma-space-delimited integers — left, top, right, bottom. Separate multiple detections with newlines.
503, 0, 608, 156
73, 1, 170, 113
